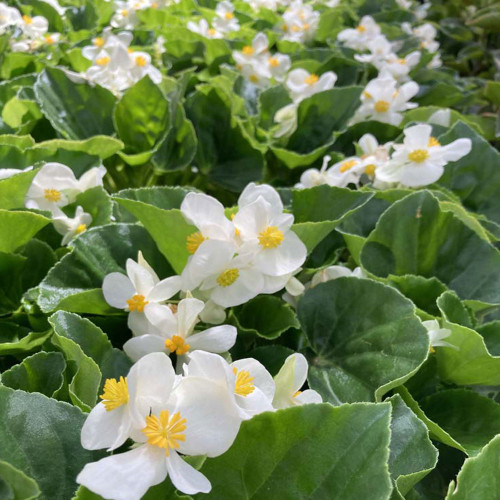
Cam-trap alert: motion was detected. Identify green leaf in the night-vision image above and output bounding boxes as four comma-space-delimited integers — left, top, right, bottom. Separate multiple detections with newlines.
0, 386, 102, 499
34, 68, 117, 140
0, 460, 40, 500
298, 277, 429, 403
38, 223, 171, 314
1, 352, 66, 397
0, 210, 50, 253
232, 295, 299, 339
361, 190, 500, 305
114, 76, 170, 154
32, 137, 124, 159
0, 331, 53, 357
73, 187, 113, 227
420, 389, 500, 457
387, 394, 438, 496
0, 252, 26, 314
198, 403, 393, 499
446, 435, 500, 499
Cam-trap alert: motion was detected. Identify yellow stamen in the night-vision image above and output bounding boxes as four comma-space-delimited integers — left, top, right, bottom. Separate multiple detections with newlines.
23, 15, 33, 24
282, 24, 288, 32
396, 58, 406, 64
44, 188, 61, 202
208, 28, 216, 36
242, 45, 254, 55
94, 37, 105, 48
121, 9, 129, 16
293, 390, 302, 398
303, 22, 310, 30
268, 57, 279, 67
76, 224, 87, 234
304, 74, 319, 86
356, 24, 366, 32
428, 137, 440, 147
230, 213, 240, 236
225, 11, 234, 19
165, 335, 190, 355
429, 345, 435, 354
217, 268, 239, 287
135, 55, 147, 67
45, 35, 55, 45
291, 25, 301, 32
339, 159, 358, 173
233, 367, 255, 397
363, 90, 372, 99
126, 294, 148, 312
96, 56, 110, 66
142, 410, 186, 456
364, 164, 376, 176
186, 231, 205, 254
249, 74, 259, 83
408, 149, 429, 163
99, 376, 129, 411
152, 1, 158, 7
258, 226, 284, 249
374, 100, 390, 113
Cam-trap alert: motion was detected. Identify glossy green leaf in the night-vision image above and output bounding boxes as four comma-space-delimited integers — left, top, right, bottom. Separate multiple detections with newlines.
0, 210, 50, 253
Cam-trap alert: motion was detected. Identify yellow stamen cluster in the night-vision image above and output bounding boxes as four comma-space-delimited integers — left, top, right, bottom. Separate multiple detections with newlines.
217, 268, 239, 287
100, 376, 129, 411
363, 90, 372, 99
268, 57, 279, 67
304, 74, 319, 86
364, 164, 376, 176
293, 390, 302, 398
249, 74, 259, 83
126, 294, 148, 312
339, 159, 358, 173
242, 45, 254, 55
45, 35, 54, 45
44, 188, 61, 202
208, 28, 216, 36
186, 231, 205, 254
121, 9, 129, 16
258, 226, 284, 249
93, 37, 105, 48
233, 367, 255, 397
23, 15, 33, 24
374, 100, 390, 113
76, 224, 87, 234
356, 25, 366, 32
408, 149, 429, 163
428, 137, 441, 147
142, 410, 187, 456
135, 56, 147, 67
225, 11, 234, 20
165, 335, 190, 356
396, 58, 406, 65
96, 56, 110, 66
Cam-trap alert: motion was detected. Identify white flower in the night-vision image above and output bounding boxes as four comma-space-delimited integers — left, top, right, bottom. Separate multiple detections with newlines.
82, 28, 133, 62
295, 155, 333, 189
52, 206, 93, 246
286, 68, 337, 103
25, 163, 105, 214
281, 0, 320, 43
357, 133, 393, 179
123, 298, 237, 363
311, 265, 364, 287
324, 156, 367, 188
78, 352, 242, 498
213, 1, 239, 34
19, 14, 48, 39
43, 32, 61, 45
181, 192, 236, 255
375, 123, 472, 187
337, 15, 381, 51
187, 19, 222, 38
354, 35, 393, 67
111, 1, 139, 29
351, 76, 419, 126
413, 23, 440, 53
102, 252, 182, 335
129, 50, 162, 84
273, 102, 298, 139
273, 353, 322, 409
428, 108, 451, 127
185, 351, 275, 420
0, 3, 21, 34
422, 319, 456, 352
233, 32, 269, 68
379, 51, 421, 82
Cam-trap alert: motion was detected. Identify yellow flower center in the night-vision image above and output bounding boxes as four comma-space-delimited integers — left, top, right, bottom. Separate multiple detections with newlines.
249, 74, 259, 83
429, 345, 435, 354
304, 74, 319, 85
135, 55, 147, 67
364, 164, 376, 176
186, 231, 206, 254
225, 11, 234, 19
121, 9, 129, 16
100, 376, 129, 411
45, 35, 54, 44
44, 188, 61, 202
374, 100, 390, 113
23, 15, 33, 24
165, 335, 190, 355
242, 45, 254, 55
258, 226, 284, 249
94, 37, 105, 47
282, 24, 288, 32
268, 57, 279, 67
356, 24, 366, 32
217, 268, 239, 287
152, 1, 158, 7
126, 294, 148, 312
363, 90, 372, 99
233, 367, 255, 397
339, 159, 359, 173
96, 56, 110, 66
76, 224, 87, 234
142, 410, 186, 456
408, 149, 429, 163
396, 58, 406, 64
230, 213, 241, 236
428, 137, 440, 147
303, 22, 310, 30
293, 390, 302, 398
208, 28, 216, 36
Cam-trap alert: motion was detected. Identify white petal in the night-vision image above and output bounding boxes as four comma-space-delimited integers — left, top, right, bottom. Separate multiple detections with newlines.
81, 402, 131, 451
184, 350, 231, 384
76, 445, 167, 500
188, 325, 237, 353
123, 335, 167, 362
177, 298, 204, 338
103, 273, 135, 309
144, 303, 177, 335
399, 163, 443, 187
238, 183, 283, 214
127, 310, 154, 337
148, 275, 182, 302
294, 389, 322, 405
126, 259, 157, 296
166, 450, 211, 495
441, 138, 472, 162
273, 353, 308, 409
232, 358, 275, 401
181, 192, 232, 234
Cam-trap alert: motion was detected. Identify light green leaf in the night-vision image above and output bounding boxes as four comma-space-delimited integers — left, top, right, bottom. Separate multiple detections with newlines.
0, 460, 40, 500
0, 210, 50, 253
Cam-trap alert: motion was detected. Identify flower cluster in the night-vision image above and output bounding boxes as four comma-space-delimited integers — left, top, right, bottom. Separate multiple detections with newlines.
77, 349, 321, 498
280, 0, 320, 43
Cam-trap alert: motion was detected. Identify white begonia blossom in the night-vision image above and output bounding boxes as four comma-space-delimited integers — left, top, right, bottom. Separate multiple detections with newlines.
413, 23, 440, 53
213, 1, 240, 34
286, 68, 337, 103
111, 1, 139, 29
428, 108, 451, 127
281, 0, 320, 43
82, 28, 133, 62
375, 123, 472, 187
354, 35, 393, 67
357, 133, 393, 180
310, 265, 365, 287
337, 15, 381, 51
273, 353, 322, 409
52, 206, 93, 246
379, 51, 421, 82
422, 319, 456, 352
25, 163, 105, 214
273, 102, 298, 139
128, 50, 162, 84
123, 297, 237, 363
78, 352, 242, 498
19, 13, 48, 39
351, 76, 419, 126
185, 351, 275, 420
187, 19, 222, 39
0, 3, 22, 34
323, 156, 367, 188
102, 252, 182, 336
295, 155, 334, 189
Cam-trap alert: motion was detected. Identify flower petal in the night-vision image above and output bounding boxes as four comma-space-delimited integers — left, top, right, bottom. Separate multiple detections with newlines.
177, 298, 205, 338
188, 325, 237, 353
123, 335, 167, 362
126, 259, 157, 296
148, 275, 182, 302
102, 273, 135, 309
166, 450, 211, 495
294, 389, 322, 405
